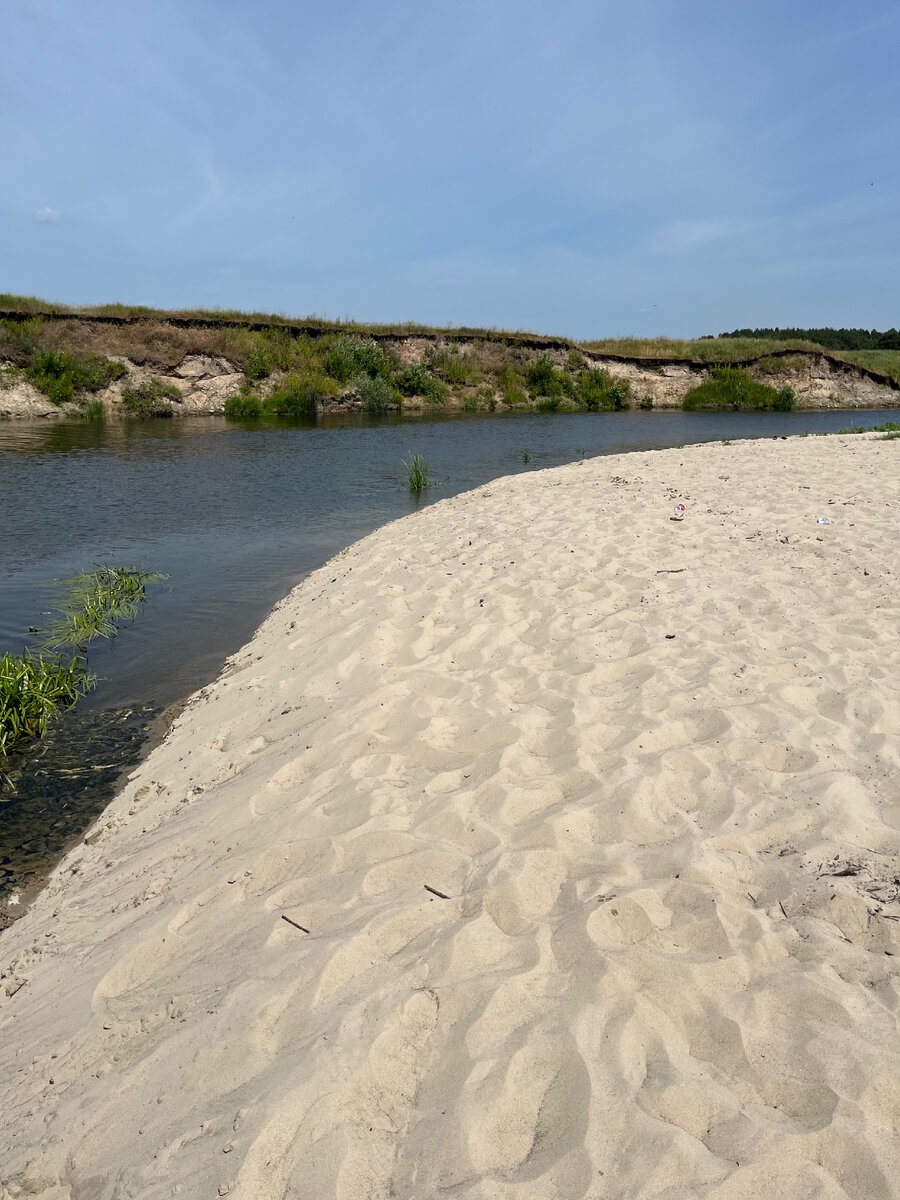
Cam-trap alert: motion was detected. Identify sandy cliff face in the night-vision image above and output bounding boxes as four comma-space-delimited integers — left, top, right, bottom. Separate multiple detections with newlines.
1, 345, 896, 418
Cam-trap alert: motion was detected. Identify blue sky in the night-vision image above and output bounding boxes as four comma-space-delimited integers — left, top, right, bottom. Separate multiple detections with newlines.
2, 0, 898, 338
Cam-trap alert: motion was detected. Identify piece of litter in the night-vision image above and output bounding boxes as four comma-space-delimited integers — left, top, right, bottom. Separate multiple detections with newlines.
816, 517, 832, 525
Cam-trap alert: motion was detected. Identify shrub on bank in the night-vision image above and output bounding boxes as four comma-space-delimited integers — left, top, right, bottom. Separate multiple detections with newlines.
244, 346, 271, 381
324, 335, 391, 383
26, 349, 125, 405
121, 377, 180, 417
394, 364, 448, 403
225, 391, 263, 418
579, 368, 631, 410
355, 373, 394, 414
683, 366, 795, 410
264, 375, 319, 418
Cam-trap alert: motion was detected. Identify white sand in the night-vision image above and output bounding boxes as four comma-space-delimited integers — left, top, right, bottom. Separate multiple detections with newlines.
1, 435, 898, 1200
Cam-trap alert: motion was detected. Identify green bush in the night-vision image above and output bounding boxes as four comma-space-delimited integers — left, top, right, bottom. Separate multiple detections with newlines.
579, 368, 631, 410
394, 363, 448, 402
120, 377, 180, 417
355, 373, 393, 413
526, 353, 558, 396
244, 346, 271, 381
264, 374, 319, 418
26, 349, 126, 405
683, 366, 795, 410
225, 391, 263, 418
536, 396, 561, 412
639, 394, 654, 410
324, 334, 390, 382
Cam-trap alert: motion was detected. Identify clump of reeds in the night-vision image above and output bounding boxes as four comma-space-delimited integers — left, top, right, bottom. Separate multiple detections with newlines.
404, 453, 432, 493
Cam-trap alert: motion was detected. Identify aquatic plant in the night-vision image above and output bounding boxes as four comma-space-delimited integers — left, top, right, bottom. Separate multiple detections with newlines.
37, 565, 169, 653
0, 651, 94, 760
85, 399, 105, 422
404, 452, 432, 493
683, 367, 794, 411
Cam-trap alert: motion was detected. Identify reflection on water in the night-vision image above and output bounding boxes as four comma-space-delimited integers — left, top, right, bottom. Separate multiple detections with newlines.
2, 407, 898, 904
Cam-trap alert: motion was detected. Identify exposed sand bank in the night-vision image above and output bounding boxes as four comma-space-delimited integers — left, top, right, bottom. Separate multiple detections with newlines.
1, 436, 898, 1199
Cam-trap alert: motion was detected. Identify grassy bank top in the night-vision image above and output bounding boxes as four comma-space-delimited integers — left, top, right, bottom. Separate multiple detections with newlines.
1, 296, 898, 397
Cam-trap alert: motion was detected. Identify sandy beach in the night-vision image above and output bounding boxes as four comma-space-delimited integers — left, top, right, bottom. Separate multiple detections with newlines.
1, 434, 898, 1200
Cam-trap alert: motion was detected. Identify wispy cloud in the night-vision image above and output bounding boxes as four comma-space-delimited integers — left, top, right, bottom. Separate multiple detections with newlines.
35, 206, 60, 222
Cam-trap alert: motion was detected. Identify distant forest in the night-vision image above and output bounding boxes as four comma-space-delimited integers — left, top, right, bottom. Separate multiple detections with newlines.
713, 328, 900, 350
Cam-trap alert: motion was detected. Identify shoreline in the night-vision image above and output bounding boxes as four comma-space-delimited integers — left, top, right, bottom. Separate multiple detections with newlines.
1, 435, 898, 1197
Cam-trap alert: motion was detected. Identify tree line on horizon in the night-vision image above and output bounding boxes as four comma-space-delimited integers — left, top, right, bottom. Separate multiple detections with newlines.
710, 327, 900, 351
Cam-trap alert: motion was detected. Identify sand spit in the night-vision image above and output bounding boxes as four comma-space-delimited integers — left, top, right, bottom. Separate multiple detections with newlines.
1, 436, 898, 1199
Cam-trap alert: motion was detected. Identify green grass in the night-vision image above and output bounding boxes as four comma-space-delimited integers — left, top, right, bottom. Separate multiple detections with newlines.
224, 391, 263, 418
837, 350, 900, 383
0, 651, 94, 760
264, 375, 319, 418
428, 346, 476, 385
121, 377, 180, 417
683, 366, 795, 411
836, 421, 900, 434
404, 452, 432, 493
581, 335, 825, 360
84, 399, 105, 421
37, 565, 169, 653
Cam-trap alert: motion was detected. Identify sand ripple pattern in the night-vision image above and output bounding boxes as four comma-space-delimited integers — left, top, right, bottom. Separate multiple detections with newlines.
1, 436, 899, 1199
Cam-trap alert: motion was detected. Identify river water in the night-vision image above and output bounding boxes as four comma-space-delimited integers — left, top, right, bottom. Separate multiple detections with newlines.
1, 407, 897, 903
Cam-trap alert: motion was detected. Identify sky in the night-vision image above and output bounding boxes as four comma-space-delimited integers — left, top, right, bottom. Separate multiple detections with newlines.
2, 0, 898, 339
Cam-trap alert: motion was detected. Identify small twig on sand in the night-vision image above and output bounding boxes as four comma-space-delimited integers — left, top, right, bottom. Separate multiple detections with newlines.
281, 915, 310, 933
424, 885, 450, 900
656, 568, 686, 574
778, 901, 788, 919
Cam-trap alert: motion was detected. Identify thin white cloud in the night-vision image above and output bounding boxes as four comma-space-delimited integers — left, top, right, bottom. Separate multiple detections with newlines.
35, 206, 60, 222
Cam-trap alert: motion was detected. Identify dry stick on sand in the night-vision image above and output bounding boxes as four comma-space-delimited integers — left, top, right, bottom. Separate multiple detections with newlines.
281, 915, 310, 934
424, 885, 450, 899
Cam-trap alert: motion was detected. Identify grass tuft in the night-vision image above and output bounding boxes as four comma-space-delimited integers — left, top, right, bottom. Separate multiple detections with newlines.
404, 452, 432, 493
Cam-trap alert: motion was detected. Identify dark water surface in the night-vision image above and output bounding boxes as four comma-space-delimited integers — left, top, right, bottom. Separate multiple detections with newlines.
1, 407, 898, 902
